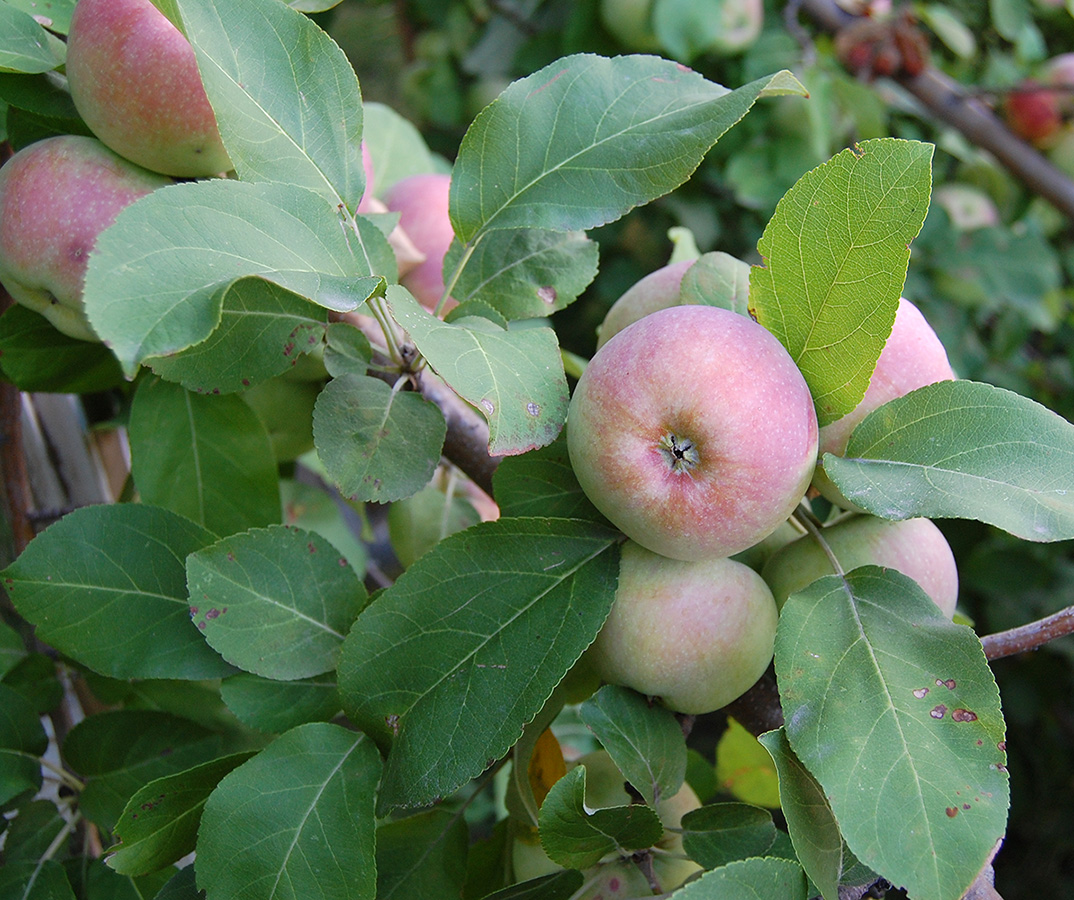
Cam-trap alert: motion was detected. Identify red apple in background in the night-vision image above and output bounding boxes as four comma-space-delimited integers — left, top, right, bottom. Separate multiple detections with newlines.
568, 304, 818, 561
760, 515, 959, 618
384, 172, 455, 311
595, 258, 694, 349
813, 297, 955, 507
66, 0, 232, 178
0, 136, 172, 342
590, 542, 779, 715
1003, 80, 1063, 147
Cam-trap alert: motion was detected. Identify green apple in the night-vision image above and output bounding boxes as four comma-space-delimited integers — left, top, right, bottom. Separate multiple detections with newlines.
760, 515, 959, 618
599, 0, 661, 51
66, 0, 232, 178
568, 305, 818, 561
595, 259, 694, 349
0, 135, 171, 342
591, 542, 779, 715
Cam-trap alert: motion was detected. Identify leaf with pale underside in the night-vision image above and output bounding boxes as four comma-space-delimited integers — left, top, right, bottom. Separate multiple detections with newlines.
822, 379, 1074, 541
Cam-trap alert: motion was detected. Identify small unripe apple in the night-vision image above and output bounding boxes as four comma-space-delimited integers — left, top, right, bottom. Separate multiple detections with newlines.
599, 0, 661, 51
595, 259, 694, 349
591, 542, 779, 715
384, 173, 455, 311
568, 305, 818, 561
66, 0, 232, 178
0, 135, 171, 342
813, 297, 955, 507
761, 515, 959, 618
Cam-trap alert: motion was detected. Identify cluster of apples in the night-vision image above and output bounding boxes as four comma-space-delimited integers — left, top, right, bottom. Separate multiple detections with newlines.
0, 0, 458, 346
567, 257, 960, 719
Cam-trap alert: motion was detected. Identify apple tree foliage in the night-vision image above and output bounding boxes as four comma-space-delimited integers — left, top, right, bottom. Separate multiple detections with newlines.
0, 1, 1072, 899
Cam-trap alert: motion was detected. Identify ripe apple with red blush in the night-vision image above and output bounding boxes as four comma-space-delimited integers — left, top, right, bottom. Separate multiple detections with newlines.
0, 136, 172, 342
384, 172, 456, 311
66, 0, 231, 177
568, 304, 818, 562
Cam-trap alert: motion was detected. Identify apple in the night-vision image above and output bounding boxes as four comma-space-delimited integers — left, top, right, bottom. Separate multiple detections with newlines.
567, 304, 818, 561
761, 515, 959, 618
595, 258, 694, 349
0, 135, 172, 342
66, 0, 232, 178
599, 0, 661, 52
1003, 80, 1063, 148
813, 297, 955, 507
590, 541, 779, 715
384, 173, 456, 311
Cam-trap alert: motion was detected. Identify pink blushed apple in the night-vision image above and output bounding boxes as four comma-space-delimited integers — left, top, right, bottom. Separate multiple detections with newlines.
66, 0, 231, 178
761, 515, 959, 618
568, 304, 818, 561
595, 258, 694, 349
384, 172, 455, 311
0, 135, 172, 342
591, 542, 779, 715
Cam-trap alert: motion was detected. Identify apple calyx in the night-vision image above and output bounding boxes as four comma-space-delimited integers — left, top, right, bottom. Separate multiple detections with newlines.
657, 432, 699, 474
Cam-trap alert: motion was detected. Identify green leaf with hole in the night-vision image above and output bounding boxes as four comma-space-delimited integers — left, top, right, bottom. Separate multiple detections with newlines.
338, 517, 620, 812
451, 55, 805, 242
579, 685, 686, 807
169, 0, 364, 210
750, 138, 933, 426
2, 505, 229, 680
83, 179, 385, 374
386, 285, 568, 455
195, 724, 381, 900
775, 568, 1008, 900
128, 376, 280, 537
186, 525, 366, 680
313, 372, 447, 503
823, 380, 1074, 541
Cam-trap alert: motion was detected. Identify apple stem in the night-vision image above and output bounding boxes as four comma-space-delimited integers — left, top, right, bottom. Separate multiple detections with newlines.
792, 503, 845, 577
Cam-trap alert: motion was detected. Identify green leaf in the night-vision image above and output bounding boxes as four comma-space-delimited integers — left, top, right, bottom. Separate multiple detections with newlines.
750, 138, 934, 426
338, 517, 620, 811
0, 619, 27, 679
386, 286, 568, 455
186, 525, 366, 680
151, 866, 201, 900
64, 710, 223, 835
679, 803, 776, 870
491, 434, 606, 522
0, 4, 63, 74
2, 505, 230, 681
445, 229, 599, 319
362, 101, 435, 197
67, 859, 175, 900
823, 380, 1074, 542
759, 728, 860, 900
479, 871, 585, 900
774, 568, 1009, 900
0, 861, 75, 900
2, 800, 68, 863
578, 685, 686, 807
375, 808, 469, 900
671, 856, 807, 900
280, 478, 367, 576
195, 724, 381, 900
312, 373, 447, 503
387, 482, 481, 568
83, 179, 385, 374
0, 683, 47, 806
108, 753, 256, 876
171, 0, 365, 211
220, 672, 341, 734
323, 321, 372, 378
149, 280, 329, 394
0, 305, 125, 393
714, 717, 780, 808
679, 251, 751, 315
538, 765, 664, 869
451, 55, 805, 242
128, 377, 281, 536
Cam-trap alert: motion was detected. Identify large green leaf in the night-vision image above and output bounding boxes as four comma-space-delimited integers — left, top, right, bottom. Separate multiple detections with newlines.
822, 380, 1074, 541
0, 683, 47, 806
578, 685, 686, 807
450, 55, 805, 242
375, 808, 469, 900
0, 4, 63, 74
679, 803, 776, 870
220, 672, 341, 734
338, 517, 620, 811
128, 377, 281, 537
538, 765, 664, 869
195, 724, 381, 900
108, 753, 256, 876
169, 0, 365, 211
491, 434, 606, 522
186, 526, 366, 680
83, 179, 385, 375
2, 505, 229, 680
750, 138, 933, 426
671, 856, 807, 900
775, 568, 1008, 900
312, 372, 447, 503
387, 286, 568, 455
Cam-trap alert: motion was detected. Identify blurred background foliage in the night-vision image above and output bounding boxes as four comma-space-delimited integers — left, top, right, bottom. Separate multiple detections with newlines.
312, 0, 1074, 894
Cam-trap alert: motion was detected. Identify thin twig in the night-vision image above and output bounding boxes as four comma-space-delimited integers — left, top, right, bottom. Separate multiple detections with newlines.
981, 604, 1074, 660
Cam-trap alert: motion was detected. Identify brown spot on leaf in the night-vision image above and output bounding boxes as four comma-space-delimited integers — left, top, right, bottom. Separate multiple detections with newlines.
952, 708, 978, 722
913, 687, 929, 699
946, 807, 958, 817
930, 705, 947, 719
937, 678, 956, 689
